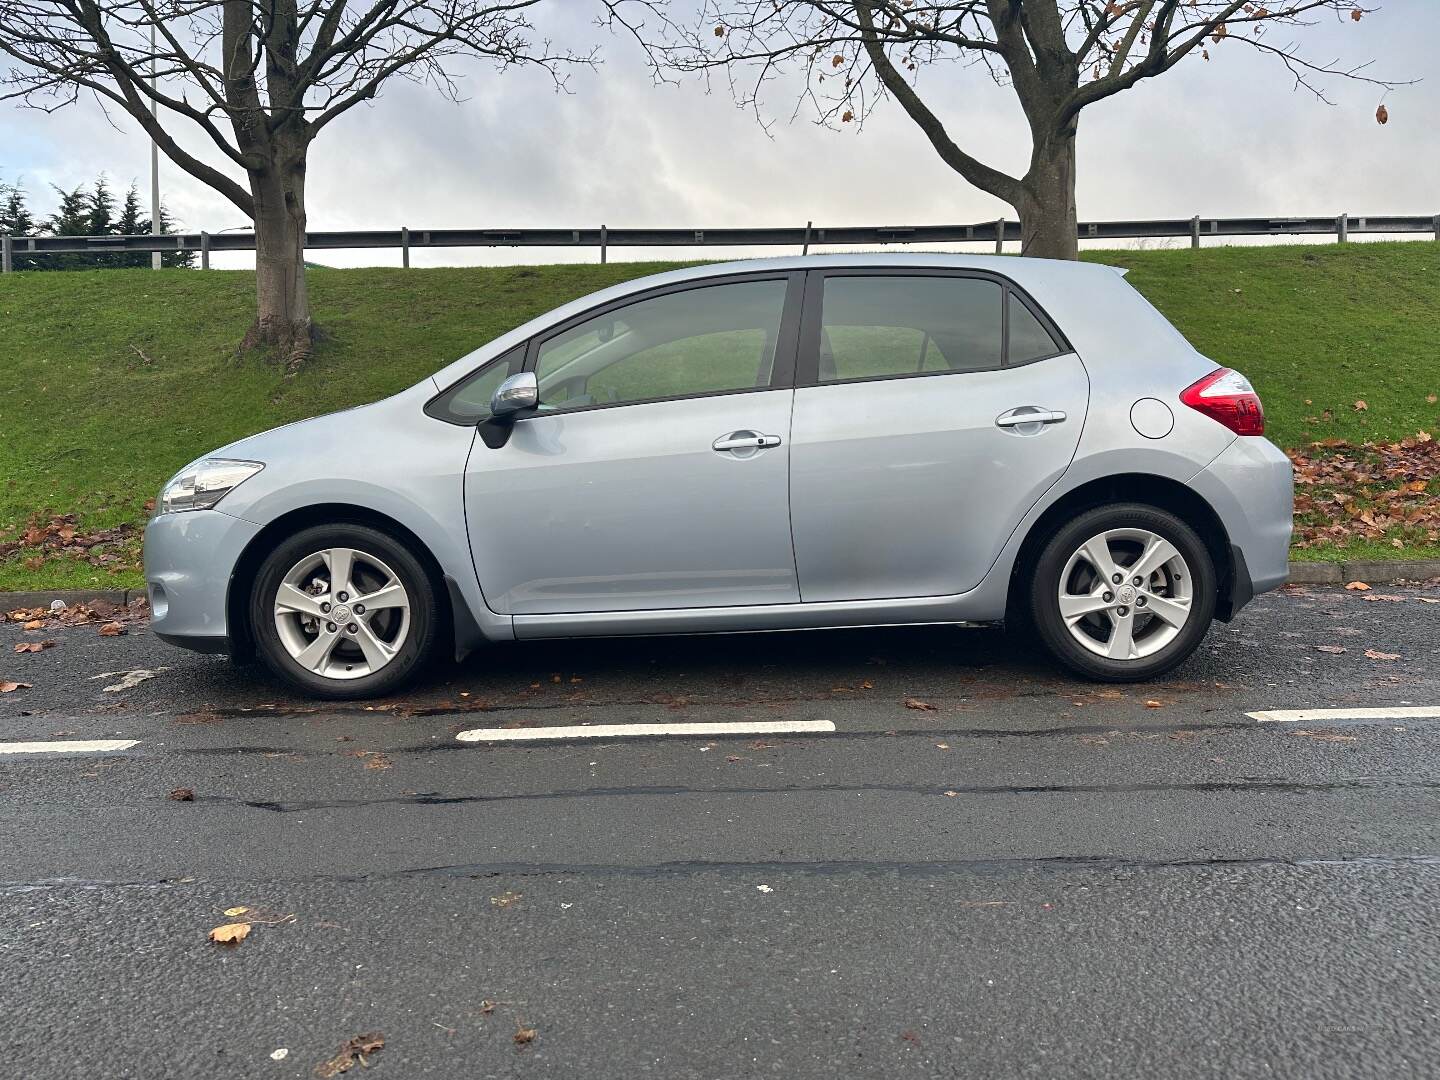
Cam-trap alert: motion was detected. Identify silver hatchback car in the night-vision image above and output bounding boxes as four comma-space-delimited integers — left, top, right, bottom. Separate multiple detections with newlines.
144, 254, 1292, 698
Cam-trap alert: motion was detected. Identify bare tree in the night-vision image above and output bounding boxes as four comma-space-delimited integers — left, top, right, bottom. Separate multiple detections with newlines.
605, 2, 1400, 259
1, 1, 586, 365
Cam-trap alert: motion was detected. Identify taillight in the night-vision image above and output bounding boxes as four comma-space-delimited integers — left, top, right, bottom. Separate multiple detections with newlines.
1180, 368, 1265, 436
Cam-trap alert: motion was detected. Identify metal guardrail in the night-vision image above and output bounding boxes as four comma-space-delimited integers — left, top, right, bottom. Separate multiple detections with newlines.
3, 213, 1437, 271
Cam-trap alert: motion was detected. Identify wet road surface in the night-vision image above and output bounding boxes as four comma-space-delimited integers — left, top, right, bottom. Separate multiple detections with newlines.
2, 583, 1438, 1078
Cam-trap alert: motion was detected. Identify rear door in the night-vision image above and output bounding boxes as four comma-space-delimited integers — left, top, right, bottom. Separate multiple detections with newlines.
788, 270, 1088, 602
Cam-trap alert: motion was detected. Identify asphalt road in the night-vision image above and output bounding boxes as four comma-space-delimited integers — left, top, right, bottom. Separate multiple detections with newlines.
2, 582, 1438, 1079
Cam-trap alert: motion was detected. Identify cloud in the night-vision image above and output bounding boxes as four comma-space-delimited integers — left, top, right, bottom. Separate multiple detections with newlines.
3, 1, 1433, 267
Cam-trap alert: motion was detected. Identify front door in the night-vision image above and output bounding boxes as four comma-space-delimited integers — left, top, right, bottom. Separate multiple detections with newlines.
465, 274, 804, 615
788, 271, 1089, 602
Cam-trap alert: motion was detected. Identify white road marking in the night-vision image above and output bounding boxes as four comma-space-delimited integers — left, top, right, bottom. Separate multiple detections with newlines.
0, 739, 138, 755
456, 720, 837, 743
1248, 707, 1440, 724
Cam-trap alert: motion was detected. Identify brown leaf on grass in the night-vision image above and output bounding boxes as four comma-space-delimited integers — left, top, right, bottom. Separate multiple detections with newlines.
513, 1024, 538, 1046
13, 641, 56, 653
314, 1034, 385, 1077
1364, 649, 1401, 661
207, 922, 251, 946
97, 622, 125, 637
1353, 400, 1368, 411
169, 788, 195, 801
903, 698, 937, 711
0, 680, 31, 693
1344, 581, 1371, 591
1314, 644, 1348, 654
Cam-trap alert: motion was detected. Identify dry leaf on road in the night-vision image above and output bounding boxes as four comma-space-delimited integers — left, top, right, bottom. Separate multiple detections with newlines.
1364, 649, 1401, 661
89, 667, 169, 692
169, 788, 195, 801
1360, 595, 1408, 603
207, 922, 251, 946
97, 622, 126, 636
315, 1033, 385, 1077
491, 891, 523, 908
514, 1024, 538, 1046
14, 641, 56, 654
0, 680, 31, 693
1344, 581, 1371, 591
903, 698, 937, 711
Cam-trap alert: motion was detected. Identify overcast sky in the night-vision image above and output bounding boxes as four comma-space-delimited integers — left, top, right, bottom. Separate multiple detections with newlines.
3, 1, 1436, 266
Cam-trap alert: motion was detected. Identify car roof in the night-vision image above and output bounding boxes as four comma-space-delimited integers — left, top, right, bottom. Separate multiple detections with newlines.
425, 254, 1136, 391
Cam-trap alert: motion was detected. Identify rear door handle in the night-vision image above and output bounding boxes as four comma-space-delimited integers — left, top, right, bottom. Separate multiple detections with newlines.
713, 431, 782, 452
995, 408, 1067, 428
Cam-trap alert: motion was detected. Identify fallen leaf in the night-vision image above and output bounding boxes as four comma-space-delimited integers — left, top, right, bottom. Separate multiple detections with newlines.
208, 922, 251, 946
89, 667, 168, 692
315, 1033, 385, 1077
903, 698, 937, 711
1353, 400, 1368, 412
491, 890, 523, 908
934, 742, 950, 750
97, 622, 126, 637
1144, 699, 1163, 709
224, 905, 249, 916
13, 641, 56, 654
1361, 594, 1407, 603
169, 788, 196, 801
1415, 597, 1440, 605
0, 680, 31, 693
1364, 649, 1401, 661
22, 619, 43, 630
514, 1024, 538, 1046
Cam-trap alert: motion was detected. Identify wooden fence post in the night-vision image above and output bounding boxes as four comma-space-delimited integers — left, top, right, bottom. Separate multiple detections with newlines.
200, 231, 211, 270
1, 234, 11, 274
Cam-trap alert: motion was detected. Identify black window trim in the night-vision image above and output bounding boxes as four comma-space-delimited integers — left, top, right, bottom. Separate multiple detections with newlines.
518, 270, 806, 418
794, 267, 1072, 389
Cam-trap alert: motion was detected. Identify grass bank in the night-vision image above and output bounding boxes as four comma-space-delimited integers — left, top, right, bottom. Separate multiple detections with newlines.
0, 242, 1436, 590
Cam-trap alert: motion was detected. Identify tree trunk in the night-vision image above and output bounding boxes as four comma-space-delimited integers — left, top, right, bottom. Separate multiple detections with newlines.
1017, 128, 1079, 260
240, 150, 314, 369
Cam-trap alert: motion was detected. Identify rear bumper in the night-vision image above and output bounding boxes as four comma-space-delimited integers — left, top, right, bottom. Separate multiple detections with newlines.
142, 508, 262, 654
1190, 437, 1293, 619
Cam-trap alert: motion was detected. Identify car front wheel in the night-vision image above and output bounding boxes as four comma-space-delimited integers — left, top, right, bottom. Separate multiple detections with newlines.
1029, 504, 1216, 682
250, 523, 439, 699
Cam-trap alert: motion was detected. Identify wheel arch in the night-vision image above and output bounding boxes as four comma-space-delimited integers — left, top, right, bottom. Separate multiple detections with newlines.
1007, 473, 1238, 624
225, 503, 454, 663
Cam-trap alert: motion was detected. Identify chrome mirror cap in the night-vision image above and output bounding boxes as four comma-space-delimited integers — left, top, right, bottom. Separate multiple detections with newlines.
490, 371, 538, 418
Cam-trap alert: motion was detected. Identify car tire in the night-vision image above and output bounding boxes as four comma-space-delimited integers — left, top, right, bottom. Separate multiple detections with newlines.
1028, 503, 1216, 683
249, 523, 439, 700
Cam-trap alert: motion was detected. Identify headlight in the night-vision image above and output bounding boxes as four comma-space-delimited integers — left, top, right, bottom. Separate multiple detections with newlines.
157, 459, 264, 515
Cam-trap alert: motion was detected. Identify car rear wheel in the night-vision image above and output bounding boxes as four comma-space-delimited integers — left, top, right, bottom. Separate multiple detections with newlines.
1029, 504, 1216, 682
250, 524, 438, 699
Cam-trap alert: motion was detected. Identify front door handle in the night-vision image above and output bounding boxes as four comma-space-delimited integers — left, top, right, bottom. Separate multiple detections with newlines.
995, 407, 1067, 428
713, 431, 782, 452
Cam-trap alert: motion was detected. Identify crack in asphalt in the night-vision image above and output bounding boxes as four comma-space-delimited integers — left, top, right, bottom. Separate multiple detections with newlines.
7, 852, 1440, 894
207, 776, 1440, 813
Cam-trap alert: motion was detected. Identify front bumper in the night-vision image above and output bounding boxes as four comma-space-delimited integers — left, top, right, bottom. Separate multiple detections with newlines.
143, 508, 262, 653
1189, 436, 1294, 617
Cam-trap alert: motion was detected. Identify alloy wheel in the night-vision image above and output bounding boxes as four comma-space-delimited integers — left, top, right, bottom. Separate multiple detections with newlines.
272, 547, 411, 680
1056, 528, 1194, 661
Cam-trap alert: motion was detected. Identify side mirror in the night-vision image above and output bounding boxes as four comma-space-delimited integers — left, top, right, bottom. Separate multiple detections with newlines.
490, 371, 538, 419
